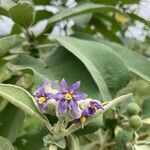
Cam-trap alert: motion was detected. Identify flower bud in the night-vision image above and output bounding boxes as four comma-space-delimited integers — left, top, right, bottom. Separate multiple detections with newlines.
129, 115, 142, 130
127, 103, 140, 116
45, 99, 57, 116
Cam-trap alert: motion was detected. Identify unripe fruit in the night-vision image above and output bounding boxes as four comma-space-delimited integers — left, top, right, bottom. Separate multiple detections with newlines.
129, 115, 142, 130
127, 103, 140, 116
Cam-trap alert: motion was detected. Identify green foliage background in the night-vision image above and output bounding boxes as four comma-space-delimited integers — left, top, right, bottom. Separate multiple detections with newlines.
0, 0, 149, 149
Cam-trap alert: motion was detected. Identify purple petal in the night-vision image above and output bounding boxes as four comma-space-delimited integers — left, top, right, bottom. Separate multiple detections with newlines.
70, 81, 80, 92
60, 79, 69, 92
88, 107, 96, 115
74, 92, 87, 101
54, 92, 64, 100
92, 101, 104, 110
57, 100, 68, 114
35, 86, 45, 97
70, 100, 79, 117
45, 93, 54, 100
38, 103, 47, 110
81, 110, 89, 117
36, 98, 47, 110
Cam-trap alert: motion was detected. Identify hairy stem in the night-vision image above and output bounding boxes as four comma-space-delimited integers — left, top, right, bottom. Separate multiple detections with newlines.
49, 144, 57, 150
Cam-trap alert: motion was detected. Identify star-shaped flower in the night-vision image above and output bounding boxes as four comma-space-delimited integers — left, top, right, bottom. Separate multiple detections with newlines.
88, 100, 104, 115
34, 80, 55, 110
55, 79, 87, 117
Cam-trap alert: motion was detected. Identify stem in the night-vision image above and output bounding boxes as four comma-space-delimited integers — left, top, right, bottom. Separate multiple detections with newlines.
49, 144, 57, 150
24, 28, 34, 42
37, 44, 57, 49
99, 130, 109, 150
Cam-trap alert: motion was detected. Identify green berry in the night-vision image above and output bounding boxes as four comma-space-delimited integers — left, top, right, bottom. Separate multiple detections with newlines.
129, 115, 142, 130
127, 103, 140, 116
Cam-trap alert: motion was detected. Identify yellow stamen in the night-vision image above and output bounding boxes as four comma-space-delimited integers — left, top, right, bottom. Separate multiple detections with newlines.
91, 103, 96, 109
64, 92, 73, 101
38, 96, 46, 104
80, 116, 87, 123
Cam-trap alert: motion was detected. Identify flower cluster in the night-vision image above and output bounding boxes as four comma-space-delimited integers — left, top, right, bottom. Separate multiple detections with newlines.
75, 100, 104, 124
34, 79, 104, 124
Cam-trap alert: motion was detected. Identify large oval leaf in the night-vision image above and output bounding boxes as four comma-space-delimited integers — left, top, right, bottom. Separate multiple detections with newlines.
0, 84, 48, 123
14, 50, 100, 99
71, 33, 150, 81
38, 3, 128, 36
45, 47, 100, 99
55, 36, 129, 100
0, 103, 24, 142
100, 41, 150, 81
9, 2, 34, 27
14, 128, 48, 150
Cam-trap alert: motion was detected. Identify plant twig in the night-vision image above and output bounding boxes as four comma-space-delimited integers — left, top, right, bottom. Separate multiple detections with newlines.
49, 144, 57, 150
57, 94, 133, 138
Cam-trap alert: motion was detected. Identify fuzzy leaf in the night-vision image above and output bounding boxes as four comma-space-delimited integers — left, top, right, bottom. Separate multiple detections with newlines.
55, 36, 129, 100
9, 2, 34, 27
0, 103, 24, 142
0, 136, 15, 150
0, 84, 48, 123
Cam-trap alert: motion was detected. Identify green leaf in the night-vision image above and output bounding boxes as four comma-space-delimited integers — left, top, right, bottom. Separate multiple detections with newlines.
142, 97, 150, 118
14, 54, 54, 84
74, 116, 103, 136
0, 84, 48, 123
55, 36, 129, 100
0, 6, 9, 16
73, 13, 92, 29
9, 2, 34, 27
10, 24, 22, 34
90, 17, 123, 44
100, 41, 150, 81
45, 47, 100, 99
67, 134, 80, 150
34, 10, 53, 24
14, 128, 48, 150
33, 0, 50, 5
71, 33, 150, 81
127, 13, 150, 27
14, 51, 100, 99
0, 0, 16, 10
0, 136, 15, 150
39, 3, 128, 36
43, 134, 66, 149
0, 103, 24, 142
91, 0, 140, 5
0, 35, 23, 57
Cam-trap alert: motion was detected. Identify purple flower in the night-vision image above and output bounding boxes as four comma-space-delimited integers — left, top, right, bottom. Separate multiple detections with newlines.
34, 82, 54, 110
74, 110, 90, 124
55, 79, 87, 117
88, 101, 104, 115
